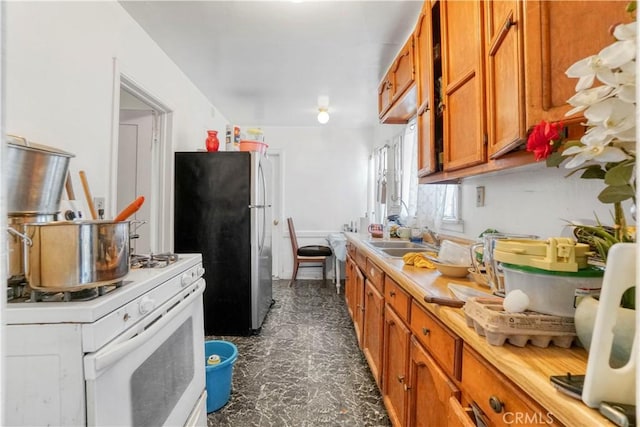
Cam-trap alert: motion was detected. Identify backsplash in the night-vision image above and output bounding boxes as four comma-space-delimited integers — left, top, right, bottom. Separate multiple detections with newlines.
416, 162, 636, 242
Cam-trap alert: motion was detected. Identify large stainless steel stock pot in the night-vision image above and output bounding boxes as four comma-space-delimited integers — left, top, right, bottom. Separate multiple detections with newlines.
23, 220, 130, 290
7, 135, 74, 215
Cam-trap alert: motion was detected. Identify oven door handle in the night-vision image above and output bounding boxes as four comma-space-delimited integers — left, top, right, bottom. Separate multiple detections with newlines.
87, 280, 204, 376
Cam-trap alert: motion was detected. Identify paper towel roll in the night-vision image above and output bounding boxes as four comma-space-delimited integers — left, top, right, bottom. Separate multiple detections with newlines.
359, 217, 369, 235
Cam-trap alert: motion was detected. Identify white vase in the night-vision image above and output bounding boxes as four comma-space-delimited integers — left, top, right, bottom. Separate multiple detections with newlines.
574, 296, 636, 368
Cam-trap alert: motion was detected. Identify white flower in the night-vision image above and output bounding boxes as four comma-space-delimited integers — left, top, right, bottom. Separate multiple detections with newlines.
583, 97, 636, 136
565, 86, 614, 116
613, 21, 637, 42
562, 140, 629, 168
565, 39, 636, 91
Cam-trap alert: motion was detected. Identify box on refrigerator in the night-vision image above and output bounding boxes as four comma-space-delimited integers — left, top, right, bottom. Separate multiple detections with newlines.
225, 125, 241, 151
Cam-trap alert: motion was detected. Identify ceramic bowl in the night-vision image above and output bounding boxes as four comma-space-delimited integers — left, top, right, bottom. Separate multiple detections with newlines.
433, 261, 470, 278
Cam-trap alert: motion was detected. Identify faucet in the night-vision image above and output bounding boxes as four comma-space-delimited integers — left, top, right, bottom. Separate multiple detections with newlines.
424, 228, 441, 247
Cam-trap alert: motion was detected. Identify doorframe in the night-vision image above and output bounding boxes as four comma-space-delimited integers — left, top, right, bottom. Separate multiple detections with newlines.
110, 58, 173, 252
268, 149, 284, 279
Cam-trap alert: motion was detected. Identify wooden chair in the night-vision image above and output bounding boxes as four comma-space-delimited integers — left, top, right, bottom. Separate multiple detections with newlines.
287, 217, 333, 284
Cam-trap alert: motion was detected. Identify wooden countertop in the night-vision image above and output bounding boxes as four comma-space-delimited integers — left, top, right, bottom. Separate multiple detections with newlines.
345, 233, 613, 426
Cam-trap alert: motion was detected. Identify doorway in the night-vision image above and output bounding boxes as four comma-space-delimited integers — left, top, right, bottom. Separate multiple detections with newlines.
112, 65, 172, 253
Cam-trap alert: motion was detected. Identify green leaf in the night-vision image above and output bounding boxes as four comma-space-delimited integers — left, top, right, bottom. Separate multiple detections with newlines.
545, 152, 565, 168
598, 185, 635, 203
604, 162, 634, 186
626, 1, 636, 13
580, 165, 606, 180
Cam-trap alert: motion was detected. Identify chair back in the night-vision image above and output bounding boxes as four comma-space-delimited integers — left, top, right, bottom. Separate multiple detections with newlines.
287, 217, 300, 255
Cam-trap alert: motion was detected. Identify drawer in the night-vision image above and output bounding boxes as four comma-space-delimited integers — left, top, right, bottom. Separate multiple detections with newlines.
410, 300, 462, 380
365, 258, 384, 293
384, 276, 410, 322
355, 249, 367, 271
461, 345, 556, 425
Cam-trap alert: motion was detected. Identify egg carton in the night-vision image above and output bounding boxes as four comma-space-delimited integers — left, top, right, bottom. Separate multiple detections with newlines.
463, 297, 576, 348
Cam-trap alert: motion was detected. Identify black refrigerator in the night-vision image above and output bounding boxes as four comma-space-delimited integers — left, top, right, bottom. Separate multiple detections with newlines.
174, 151, 272, 336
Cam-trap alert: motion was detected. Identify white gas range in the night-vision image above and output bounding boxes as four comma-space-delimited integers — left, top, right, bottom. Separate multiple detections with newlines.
5, 253, 207, 427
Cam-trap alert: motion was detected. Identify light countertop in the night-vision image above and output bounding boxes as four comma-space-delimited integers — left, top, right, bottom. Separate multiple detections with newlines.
345, 233, 613, 426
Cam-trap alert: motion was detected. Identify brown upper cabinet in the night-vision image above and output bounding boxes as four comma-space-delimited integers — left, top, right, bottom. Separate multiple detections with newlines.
484, 0, 526, 159
415, 1, 438, 176
379, 36, 417, 124
409, 0, 632, 182
440, 0, 486, 172
524, 1, 631, 126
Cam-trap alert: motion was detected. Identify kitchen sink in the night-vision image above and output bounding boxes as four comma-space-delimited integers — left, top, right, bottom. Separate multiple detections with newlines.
365, 240, 432, 249
363, 240, 439, 257
379, 247, 436, 258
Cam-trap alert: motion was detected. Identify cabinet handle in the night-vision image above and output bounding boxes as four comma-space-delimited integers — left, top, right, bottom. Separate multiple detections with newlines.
403, 384, 411, 392
389, 291, 396, 297
397, 375, 405, 383
489, 395, 504, 413
505, 15, 516, 30
490, 12, 516, 57
360, 307, 365, 312
422, 327, 430, 336
367, 290, 373, 297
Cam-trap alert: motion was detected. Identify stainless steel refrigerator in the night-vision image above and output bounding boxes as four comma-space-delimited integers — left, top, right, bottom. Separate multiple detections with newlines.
174, 151, 272, 336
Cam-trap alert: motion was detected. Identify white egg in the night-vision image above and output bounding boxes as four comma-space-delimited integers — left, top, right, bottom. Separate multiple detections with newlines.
503, 289, 530, 313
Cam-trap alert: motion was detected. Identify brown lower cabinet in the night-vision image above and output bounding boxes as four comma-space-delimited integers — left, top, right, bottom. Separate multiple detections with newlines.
362, 279, 384, 387
382, 303, 411, 426
461, 345, 559, 426
407, 336, 460, 427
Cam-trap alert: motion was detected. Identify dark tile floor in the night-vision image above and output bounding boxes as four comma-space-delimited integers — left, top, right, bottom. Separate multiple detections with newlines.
206, 279, 390, 427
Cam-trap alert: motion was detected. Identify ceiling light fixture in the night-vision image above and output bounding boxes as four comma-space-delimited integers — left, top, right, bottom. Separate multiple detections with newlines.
317, 95, 330, 124
317, 107, 330, 124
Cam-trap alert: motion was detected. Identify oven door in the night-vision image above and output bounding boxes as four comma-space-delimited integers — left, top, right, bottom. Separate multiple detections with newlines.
84, 279, 205, 427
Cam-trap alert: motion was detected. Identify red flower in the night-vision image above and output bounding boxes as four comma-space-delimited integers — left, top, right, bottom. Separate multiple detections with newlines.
526, 120, 563, 161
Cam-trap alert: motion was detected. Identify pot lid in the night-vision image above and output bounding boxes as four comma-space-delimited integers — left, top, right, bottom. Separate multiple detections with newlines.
501, 263, 605, 277
6, 135, 75, 158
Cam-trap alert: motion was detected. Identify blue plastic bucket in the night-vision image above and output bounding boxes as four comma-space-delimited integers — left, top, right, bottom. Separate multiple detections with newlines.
204, 340, 238, 413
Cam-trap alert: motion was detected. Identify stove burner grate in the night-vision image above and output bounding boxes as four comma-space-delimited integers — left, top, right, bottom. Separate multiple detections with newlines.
22, 280, 125, 303
130, 253, 179, 269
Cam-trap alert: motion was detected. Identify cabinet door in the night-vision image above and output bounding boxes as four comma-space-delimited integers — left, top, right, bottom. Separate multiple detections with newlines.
461, 346, 556, 426
392, 36, 416, 104
378, 73, 394, 118
484, 0, 525, 159
415, 2, 438, 176
447, 397, 476, 427
382, 304, 411, 427
363, 280, 385, 388
441, 0, 486, 171
524, 1, 631, 126
345, 255, 355, 320
407, 336, 460, 427
353, 265, 365, 348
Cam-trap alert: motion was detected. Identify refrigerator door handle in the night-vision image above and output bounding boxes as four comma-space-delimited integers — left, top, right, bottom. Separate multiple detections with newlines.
248, 204, 266, 209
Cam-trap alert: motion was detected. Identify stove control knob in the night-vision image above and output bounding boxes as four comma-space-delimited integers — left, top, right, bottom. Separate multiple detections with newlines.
181, 274, 193, 287
197, 267, 205, 277
139, 297, 155, 315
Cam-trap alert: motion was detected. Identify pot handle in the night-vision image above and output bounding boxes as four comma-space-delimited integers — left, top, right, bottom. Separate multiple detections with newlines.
7, 227, 32, 246
6, 134, 29, 147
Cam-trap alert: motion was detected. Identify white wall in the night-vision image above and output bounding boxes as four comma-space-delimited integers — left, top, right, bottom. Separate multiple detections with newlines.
4, 1, 229, 238
256, 126, 371, 278
417, 161, 635, 241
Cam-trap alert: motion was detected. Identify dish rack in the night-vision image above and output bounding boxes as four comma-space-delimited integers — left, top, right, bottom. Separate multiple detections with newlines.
463, 297, 576, 348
